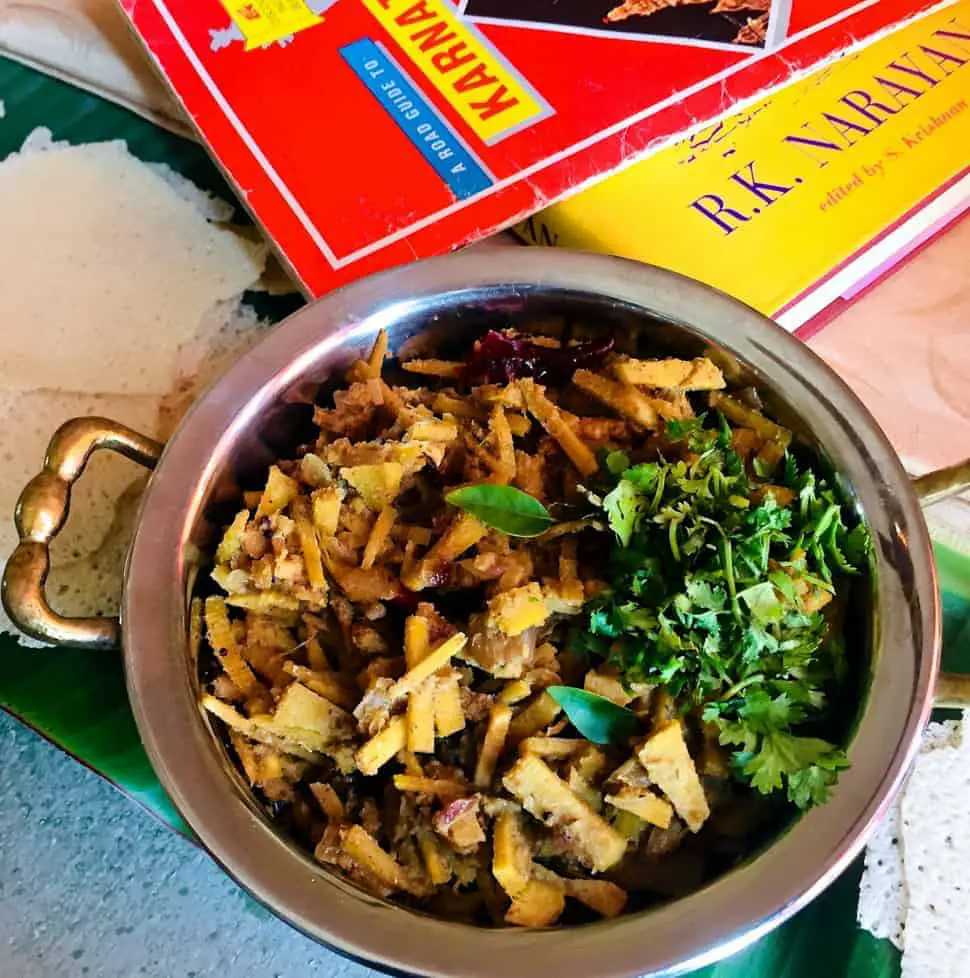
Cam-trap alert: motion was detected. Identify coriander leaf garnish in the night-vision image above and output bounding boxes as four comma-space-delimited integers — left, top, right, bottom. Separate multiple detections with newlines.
786, 750, 851, 808
738, 581, 786, 623
546, 686, 638, 745
445, 484, 553, 537
603, 479, 644, 546
736, 730, 849, 806
574, 413, 869, 811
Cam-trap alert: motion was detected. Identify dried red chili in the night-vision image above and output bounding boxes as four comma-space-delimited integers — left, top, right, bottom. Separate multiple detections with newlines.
463, 331, 614, 384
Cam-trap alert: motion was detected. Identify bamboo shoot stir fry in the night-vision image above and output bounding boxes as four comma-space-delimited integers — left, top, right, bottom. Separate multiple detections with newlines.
198, 324, 869, 927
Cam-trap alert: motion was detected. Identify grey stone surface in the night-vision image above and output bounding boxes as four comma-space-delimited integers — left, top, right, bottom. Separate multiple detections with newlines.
0, 711, 377, 978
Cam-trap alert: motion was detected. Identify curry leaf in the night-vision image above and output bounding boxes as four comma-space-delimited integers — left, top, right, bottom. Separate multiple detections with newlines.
546, 686, 639, 745
445, 484, 553, 537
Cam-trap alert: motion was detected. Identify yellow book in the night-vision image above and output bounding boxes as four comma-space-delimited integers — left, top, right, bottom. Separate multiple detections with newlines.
517, 2, 970, 332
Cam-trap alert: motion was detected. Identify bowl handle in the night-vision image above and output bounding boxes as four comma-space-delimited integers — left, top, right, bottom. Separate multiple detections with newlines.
913, 460, 970, 708
913, 459, 970, 507
1, 417, 163, 650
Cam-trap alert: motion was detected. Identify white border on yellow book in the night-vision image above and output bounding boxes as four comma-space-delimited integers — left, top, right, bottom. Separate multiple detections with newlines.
777, 172, 970, 331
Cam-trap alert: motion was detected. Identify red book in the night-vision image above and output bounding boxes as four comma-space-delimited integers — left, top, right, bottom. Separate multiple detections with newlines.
121, 0, 945, 297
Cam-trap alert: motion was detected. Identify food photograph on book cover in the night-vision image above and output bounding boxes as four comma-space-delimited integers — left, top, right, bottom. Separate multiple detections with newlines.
460, 0, 774, 47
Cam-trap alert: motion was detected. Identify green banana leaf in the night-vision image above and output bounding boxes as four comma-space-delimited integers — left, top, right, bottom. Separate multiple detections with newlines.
1, 55, 968, 977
